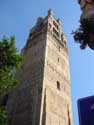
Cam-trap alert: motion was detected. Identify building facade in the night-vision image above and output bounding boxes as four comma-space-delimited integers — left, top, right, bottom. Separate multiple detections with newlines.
7, 10, 73, 125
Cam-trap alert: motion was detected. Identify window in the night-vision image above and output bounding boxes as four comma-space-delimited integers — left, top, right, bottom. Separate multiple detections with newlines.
67, 104, 71, 125
59, 46, 60, 51
57, 81, 60, 90
58, 58, 59, 63
34, 52, 37, 56
0, 94, 8, 106
53, 21, 59, 29
49, 23, 52, 28
53, 28, 59, 37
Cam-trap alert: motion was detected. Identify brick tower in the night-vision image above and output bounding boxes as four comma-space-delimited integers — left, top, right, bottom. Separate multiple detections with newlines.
7, 10, 73, 125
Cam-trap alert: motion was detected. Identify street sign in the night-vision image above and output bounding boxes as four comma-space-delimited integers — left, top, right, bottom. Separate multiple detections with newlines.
77, 96, 94, 125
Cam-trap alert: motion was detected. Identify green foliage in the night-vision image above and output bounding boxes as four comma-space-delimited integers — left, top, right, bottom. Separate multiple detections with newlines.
72, 28, 88, 49
0, 36, 22, 70
0, 36, 23, 124
0, 107, 8, 125
0, 36, 23, 96
72, 19, 94, 50
0, 67, 17, 96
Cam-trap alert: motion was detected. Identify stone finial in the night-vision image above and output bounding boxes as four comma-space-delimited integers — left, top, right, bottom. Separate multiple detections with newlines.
36, 17, 43, 25
48, 9, 54, 17
78, 0, 81, 4
57, 19, 62, 26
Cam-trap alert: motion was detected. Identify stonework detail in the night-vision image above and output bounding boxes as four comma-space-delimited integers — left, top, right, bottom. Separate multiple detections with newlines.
7, 9, 73, 125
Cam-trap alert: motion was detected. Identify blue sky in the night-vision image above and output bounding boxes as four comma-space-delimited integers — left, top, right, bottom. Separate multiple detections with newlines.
0, 0, 94, 125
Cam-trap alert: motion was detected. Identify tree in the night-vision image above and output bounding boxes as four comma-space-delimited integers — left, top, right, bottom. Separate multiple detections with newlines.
72, 18, 94, 50
0, 36, 23, 125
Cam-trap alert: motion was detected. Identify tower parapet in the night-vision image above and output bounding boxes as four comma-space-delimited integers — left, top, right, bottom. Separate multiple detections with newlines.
24, 9, 67, 52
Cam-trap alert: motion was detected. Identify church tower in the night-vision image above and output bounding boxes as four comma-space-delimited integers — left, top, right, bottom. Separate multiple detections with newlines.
7, 10, 73, 125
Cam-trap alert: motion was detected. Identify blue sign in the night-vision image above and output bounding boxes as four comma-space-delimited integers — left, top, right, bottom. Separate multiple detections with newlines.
77, 96, 94, 125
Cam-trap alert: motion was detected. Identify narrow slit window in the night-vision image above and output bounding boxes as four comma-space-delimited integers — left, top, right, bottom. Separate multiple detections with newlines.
57, 81, 60, 90
58, 58, 59, 63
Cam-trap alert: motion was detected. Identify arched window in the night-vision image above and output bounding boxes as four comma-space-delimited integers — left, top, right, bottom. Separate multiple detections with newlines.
57, 81, 60, 90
